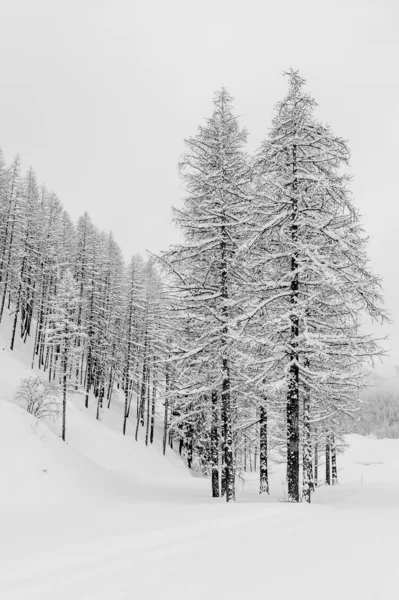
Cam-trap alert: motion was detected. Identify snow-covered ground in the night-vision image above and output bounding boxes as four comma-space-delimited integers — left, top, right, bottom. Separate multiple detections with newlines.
1, 316, 399, 599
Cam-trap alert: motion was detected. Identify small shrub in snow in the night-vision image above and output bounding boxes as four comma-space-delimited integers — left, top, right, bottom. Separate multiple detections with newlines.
14, 377, 61, 420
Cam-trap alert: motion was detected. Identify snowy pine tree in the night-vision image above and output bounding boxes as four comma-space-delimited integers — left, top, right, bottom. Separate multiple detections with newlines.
46, 269, 84, 441
246, 70, 386, 502
160, 88, 252, 501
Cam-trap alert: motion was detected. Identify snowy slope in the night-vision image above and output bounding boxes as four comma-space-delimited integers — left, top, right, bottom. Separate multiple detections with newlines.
1, 314, 399, 599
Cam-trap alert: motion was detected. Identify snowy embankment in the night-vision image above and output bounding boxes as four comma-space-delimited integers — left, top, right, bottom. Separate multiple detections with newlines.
1, 315, 399, 599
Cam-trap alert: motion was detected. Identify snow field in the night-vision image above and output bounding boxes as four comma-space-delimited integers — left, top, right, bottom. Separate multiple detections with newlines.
1, 314, 399, 598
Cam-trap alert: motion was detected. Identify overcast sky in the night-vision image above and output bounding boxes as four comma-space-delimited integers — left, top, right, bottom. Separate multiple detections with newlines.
0, 0, 398, 370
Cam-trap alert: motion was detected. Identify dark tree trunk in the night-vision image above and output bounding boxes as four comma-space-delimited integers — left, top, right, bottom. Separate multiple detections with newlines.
107, 370, 114, 408
325, 435, 331, 485
331, 435, 338, 485
10, 273, 24, 351
222, 358, 234, 501
287, 141, 300, 502
219, 214, 234, 502
135, 332, 148, 442
62, 349, 68, 442
0, 191, 15, 291
186, 424, 193, 469
0, 193, 17, 324
123, 373, 129, 435
32, 266, 47, 370
163, 362, 170, 455
254, 433, 258, 472
145, 368, 151, 446
221, 464, 227, 497
259, 404, 269, 494
85, 346, 92, 409
123, 291, 134, 433
302, 385, 313, 503
314, 442, 319, 487
84, 284, 95, 408
96, 376, 104, 421
150, 365, 156, 444
47, 346, 53, 381
211, 390, 219, 497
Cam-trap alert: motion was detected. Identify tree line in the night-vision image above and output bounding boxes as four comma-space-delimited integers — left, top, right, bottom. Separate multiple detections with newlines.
0, 155, 166, 445
0, 69, 386, 502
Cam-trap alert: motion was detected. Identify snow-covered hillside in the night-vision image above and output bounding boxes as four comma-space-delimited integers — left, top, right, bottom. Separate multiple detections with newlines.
1, 316, 399, 599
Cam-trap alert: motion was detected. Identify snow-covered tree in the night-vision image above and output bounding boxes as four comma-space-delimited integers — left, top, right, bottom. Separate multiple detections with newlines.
246, 70, 386, 501
160, 88, 252, 501
46, 269, 84, 441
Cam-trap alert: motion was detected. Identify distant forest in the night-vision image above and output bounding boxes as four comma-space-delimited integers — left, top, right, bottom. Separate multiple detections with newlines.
357, 386, 399, 439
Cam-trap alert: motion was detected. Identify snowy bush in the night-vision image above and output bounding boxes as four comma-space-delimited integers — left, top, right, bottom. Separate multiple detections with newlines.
14, 377, 61, 420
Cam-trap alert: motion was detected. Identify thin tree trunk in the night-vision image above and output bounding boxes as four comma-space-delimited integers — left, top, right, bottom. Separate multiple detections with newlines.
85, 346, 92, 409
314, 441, 319, 487
31, 315, 40, 369
325, 435, 331, 485
10, 279, 23, 351
123, 370, 130, 435
96, 374, 104, 421
107, 369, 114, 407
150, 364, 156, 444
331, 435, 338, 485
302, 384, 313, 503
62, 349, 68, 442
211, 390, 219, 497
222, 359, 234, 501
221, 458, 226, 497
186, 424, 193, 469
135, 337, 148, 442
145, 367, 151, 446
254, 433, 258, 472
163, 362, 170, 455
259, 403, 269, 494
0, 194, 17, 324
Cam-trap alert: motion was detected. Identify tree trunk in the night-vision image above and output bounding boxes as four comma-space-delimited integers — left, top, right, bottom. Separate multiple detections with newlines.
135, 335, 148, 442
220, 219, 234, 502
331, 435, 338, 485
325, 435, 331, 485
302, 385, 313, 503
107, 370, 114, 408
221, 463, 227, 497
259, 404, 269, 494
287, 141, 300, 502
10, 277, 23, 351
222, 358, 234, 501
123, 371, 129, 436
145, 368, 151, 446
314, 442, 318, 487
163, 363, 170, 455
186, 424, 193, 469
0, 192, 17, 324
150, 365, 156, 444
211, 390, 219, 497
85, 346, 92, 409
62, 349, 68, 442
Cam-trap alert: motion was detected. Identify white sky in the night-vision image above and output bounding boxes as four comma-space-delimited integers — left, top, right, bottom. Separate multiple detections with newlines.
0, 0, 398, 369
